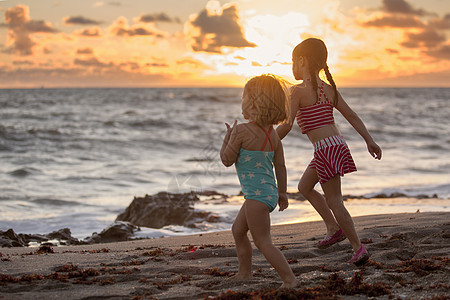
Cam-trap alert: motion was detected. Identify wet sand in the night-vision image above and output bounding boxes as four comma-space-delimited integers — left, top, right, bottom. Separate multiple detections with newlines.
1, 211, 449, 299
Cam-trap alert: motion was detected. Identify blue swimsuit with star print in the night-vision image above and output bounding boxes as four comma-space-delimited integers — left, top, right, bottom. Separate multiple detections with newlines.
235, 124, 278, 212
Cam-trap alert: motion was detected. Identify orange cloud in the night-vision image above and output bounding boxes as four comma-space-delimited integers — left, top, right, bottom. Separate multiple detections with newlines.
359, 0, 450, 61
138, 13, 181, 24
3, 5, 58, 56
186, 3, 256, 53
380, 0, 429, 16
64, 16, 103, 26
402, 29, 446, 48
361, 15, 424, 28
76, 27, 102, 37
426, 44, 450, 60
74, 57, 113, 68
76, 47, 94, 55
110, 17, 165, 37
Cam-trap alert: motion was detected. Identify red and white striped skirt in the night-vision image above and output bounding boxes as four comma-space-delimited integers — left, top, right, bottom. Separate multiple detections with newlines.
308, 135, 357, 184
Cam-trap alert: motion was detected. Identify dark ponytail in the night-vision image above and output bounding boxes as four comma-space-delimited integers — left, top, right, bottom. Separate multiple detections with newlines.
308, 61, 319, 102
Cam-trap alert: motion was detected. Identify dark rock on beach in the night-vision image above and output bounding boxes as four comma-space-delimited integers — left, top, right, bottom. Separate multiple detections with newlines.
1, 191, 229, 247
84, 221, 140, 244
0, 229, 26, 247
0, 228, 85, 248
116, 191, 224, 229
0, 224, 140, 248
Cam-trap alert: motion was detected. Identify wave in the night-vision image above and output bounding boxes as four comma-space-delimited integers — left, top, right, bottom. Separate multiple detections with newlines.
60, 175, 114, 183
31, 198, 84, 207
28, 127, 62, 136
128, 118, 172, 128
8, 167, 41, 177
180, 88, 242, 103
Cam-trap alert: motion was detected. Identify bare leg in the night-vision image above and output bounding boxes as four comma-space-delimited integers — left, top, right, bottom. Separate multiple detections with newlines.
298, 167, 340, 236
231, 202, 252, 279
245, 200, 298, 288
321, 175, 361, 252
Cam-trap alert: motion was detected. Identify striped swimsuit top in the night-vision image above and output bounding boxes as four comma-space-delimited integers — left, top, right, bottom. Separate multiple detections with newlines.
296, 81, 335, 134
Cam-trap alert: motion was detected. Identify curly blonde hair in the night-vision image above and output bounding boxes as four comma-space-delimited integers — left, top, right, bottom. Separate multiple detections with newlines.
243, 74, 289, 126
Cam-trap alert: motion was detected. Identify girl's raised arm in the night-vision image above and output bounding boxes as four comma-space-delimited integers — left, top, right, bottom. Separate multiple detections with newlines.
335, 92, 382, 160
220, 121, 241, 167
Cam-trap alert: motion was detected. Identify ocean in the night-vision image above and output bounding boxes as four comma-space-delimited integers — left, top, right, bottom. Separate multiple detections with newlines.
1, 87, 449, 240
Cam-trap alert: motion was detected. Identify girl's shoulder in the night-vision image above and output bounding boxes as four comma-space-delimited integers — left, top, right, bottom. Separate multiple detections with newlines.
290, 82, 310, 98
235, 122, 257, 138
235, 122, 252, 132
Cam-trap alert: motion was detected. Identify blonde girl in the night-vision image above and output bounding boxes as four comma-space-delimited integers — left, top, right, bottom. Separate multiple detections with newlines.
220, 74, 298, 288
277, 38, 382, 265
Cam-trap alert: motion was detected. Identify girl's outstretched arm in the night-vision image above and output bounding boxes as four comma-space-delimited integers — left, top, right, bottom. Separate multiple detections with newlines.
220, 120, 241, 167
276, 86, 302, 140
335, 92, 382, 160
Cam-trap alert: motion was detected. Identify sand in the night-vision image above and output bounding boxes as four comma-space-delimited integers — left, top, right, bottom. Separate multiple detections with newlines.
0, 211, 449, 299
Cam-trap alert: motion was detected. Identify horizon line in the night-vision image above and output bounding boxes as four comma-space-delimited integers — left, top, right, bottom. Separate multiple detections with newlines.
1, 85, 450, 90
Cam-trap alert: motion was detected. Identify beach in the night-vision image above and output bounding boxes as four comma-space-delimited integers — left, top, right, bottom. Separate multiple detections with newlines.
1, 211, 449, 299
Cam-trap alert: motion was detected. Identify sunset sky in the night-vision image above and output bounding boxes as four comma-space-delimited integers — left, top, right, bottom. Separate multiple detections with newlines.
1, 0, 449, 88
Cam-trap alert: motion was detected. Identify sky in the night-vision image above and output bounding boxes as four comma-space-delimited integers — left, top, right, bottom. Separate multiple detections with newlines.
0, 0, 449, 88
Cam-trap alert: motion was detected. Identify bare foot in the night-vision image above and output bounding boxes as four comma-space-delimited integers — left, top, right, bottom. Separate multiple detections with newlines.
279, 279, 299, 289
228, 273, 253, 281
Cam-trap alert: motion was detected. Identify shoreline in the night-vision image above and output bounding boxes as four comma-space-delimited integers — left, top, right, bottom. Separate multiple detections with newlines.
2, 193, 450, 247
1, 212, 449, 299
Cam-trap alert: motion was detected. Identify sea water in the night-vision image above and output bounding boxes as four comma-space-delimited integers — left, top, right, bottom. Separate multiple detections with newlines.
0, 87, 449, 239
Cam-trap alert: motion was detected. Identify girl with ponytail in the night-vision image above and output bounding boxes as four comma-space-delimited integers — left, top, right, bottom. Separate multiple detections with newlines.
277, 38, 382, 265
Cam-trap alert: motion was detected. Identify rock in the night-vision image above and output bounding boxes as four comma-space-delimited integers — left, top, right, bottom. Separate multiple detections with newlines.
20, 228, 86, 246
0, 229, 27, 247
84, 221, 139, 244
0, 228, 86, 248
116, 191, 222, 229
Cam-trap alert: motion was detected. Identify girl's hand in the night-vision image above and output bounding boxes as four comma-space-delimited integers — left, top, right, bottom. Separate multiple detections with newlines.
225, 120, 237, 134
278, 193, 289, 211
367, 141, 382, 160
223, 120, 237, 143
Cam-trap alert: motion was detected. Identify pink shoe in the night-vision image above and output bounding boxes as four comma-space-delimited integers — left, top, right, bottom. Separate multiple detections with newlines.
317, 228, 346, 249
347, 244, 369, 266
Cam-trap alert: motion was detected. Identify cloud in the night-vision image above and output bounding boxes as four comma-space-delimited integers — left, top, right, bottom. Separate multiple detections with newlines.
425, 44, 450, 60
64, 16, 103, 26
13, 60, 34, 65
0, 65, 174, 88
77, 27, 102, 37
428, 14, 450, 30
359, 0, 450, 61
186, 2, 256, 53
401, 29, 446, 48
119, 61, 140, 70
76, 47, 94, 55
74, 57, 113, 68
138, 13, 181, 24
360, 0, 436, 29
110, 17, 164, 37
176, 58, 204, 67
381, 0, 429, 16
3, 5, 58, 56
386, 48, 399, 54
361, 15, 424, 28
